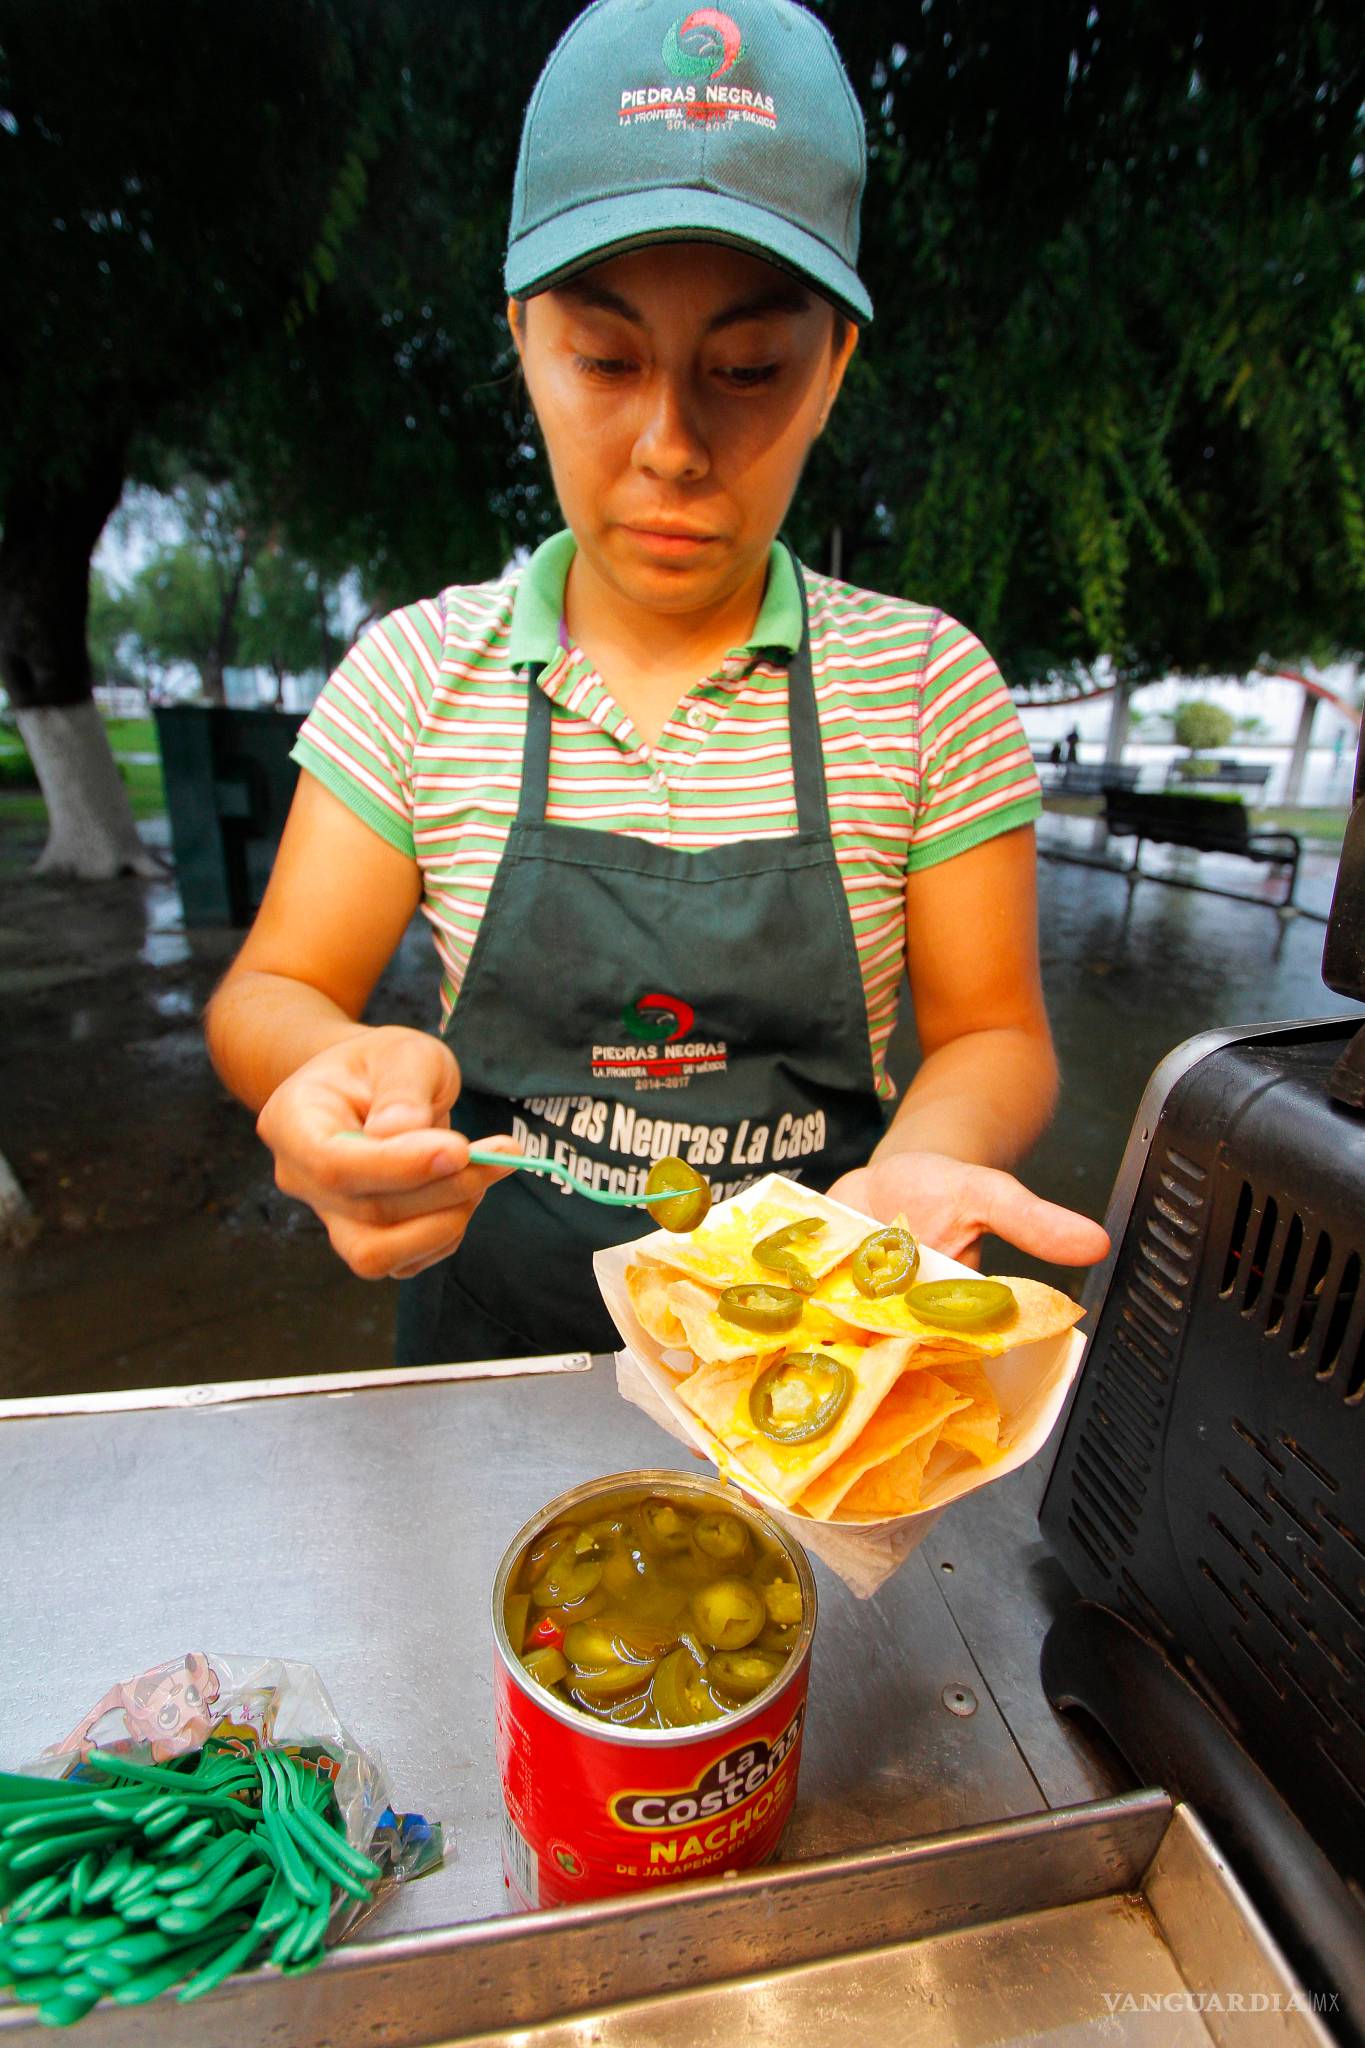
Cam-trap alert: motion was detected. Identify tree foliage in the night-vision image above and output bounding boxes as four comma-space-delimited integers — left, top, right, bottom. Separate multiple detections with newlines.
1172, 699, 1237, 753
0, 0, 383, 730
2, 0, 1362, 732
95, 480, 338, 701
792, 0, 1365, 687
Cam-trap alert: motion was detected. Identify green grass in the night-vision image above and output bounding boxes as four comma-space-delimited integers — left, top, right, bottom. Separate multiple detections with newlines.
0, 713, 167, 824
106, 716, 165, 816
0, 746, 40, 790
101, 716, 157, 753
0, 791, 47, 826
1253, 806, 1349, 849
119, 763, 167, 818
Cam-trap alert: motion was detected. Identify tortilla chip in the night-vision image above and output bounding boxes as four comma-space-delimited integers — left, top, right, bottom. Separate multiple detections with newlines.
927, 1353, 1000, 1413
673, 1353, 755, 1431
920, 1438, 978, 1495
813, 1271, 1084, 1354
925, 1353, 1005, 1463
676, 1335, 918, 1506
668, 1281, 771, 1365
797, 1370, 971, 1520
839, 1431, 940, 1516
941, 1416, 1005, 1464
625, 1258, 689, 1348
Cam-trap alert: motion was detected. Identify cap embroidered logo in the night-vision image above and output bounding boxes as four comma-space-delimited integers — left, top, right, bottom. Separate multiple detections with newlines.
663, 10, 745, 81
505, 0, 874, 324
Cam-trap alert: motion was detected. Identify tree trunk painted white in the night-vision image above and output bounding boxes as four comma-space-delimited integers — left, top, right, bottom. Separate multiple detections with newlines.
1282, 689, 1317, 806
1102, 678, 1134, 767
14, 702, 161, 879
1093, 678, 1135, 855
0, 1148, 39, 1252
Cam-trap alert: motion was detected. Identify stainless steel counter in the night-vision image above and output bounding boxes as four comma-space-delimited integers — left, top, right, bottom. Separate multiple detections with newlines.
0, 1350, 1115, 1934
2, 1354, 1338, 2045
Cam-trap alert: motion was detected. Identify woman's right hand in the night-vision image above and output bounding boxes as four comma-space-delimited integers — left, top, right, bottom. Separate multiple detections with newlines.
255, 1025, 518, 1281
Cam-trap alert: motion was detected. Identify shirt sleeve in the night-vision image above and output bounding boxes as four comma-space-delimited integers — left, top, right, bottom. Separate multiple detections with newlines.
291, 608, 433, 859
905, 612, 1042, 872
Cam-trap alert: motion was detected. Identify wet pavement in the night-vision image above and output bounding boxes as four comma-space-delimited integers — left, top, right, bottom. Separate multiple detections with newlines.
1, 813, 1358, 1399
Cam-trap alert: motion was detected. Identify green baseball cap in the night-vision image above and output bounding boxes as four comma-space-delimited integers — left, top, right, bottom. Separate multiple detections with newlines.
505, 0, 873, 323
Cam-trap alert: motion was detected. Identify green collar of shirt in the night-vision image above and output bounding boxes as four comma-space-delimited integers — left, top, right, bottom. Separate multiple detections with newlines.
505, 529, 803, 671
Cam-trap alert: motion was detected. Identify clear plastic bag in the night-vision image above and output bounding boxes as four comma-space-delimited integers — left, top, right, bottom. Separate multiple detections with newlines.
24, 1650, 443, 1925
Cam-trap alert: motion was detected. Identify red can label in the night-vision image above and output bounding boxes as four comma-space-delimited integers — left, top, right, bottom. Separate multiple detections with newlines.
494, 1654, 809, 1908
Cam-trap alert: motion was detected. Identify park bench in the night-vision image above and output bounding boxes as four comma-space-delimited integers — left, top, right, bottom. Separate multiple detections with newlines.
1040, 761, 1141, 797
1100, 785, 1301, 910
1165, 756, 1272, 791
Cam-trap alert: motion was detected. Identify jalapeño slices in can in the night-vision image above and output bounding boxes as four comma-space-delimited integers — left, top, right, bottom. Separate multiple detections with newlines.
492, 1470, 817, 1908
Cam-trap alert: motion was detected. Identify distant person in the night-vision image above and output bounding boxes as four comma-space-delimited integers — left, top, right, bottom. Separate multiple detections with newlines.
1049, 740, 1064, 768
1064, 728, 1080, 765
204, 0, 1109, 1363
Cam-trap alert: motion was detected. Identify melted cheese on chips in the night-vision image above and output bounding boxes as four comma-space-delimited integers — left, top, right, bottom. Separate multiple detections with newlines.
638, 1196, 870, 1291
627, 1260, 862, 1367
676, 1335, 913, 1507
619, 1176, 1085, 1524
815, 1271, 1084, 1354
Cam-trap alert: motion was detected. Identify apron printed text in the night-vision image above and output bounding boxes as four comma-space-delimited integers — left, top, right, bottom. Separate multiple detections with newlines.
512, 1096, 828, 1194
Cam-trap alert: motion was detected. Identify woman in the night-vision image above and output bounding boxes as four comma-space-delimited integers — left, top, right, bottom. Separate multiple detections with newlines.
206, 0, 1109, 1363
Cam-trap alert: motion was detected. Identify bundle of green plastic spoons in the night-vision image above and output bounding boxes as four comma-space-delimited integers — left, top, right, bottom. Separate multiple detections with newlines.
0, 1745, 383, 2024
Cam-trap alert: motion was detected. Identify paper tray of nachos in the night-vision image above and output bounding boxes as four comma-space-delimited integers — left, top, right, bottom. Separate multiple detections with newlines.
593, 1174, 1087, 1571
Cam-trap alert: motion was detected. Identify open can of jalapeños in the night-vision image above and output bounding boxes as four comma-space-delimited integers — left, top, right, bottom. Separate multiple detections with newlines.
492, 1469, 817, 1908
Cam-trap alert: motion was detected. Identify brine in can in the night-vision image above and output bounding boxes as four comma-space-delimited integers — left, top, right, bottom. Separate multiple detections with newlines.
492, 1469, 817, 1908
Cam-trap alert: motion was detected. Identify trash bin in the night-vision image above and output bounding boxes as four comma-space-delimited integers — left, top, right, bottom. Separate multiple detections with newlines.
153, 705, 306, 926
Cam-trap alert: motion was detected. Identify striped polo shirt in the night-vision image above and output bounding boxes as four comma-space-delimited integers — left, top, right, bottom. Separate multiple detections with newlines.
293, 532, 1040, 1101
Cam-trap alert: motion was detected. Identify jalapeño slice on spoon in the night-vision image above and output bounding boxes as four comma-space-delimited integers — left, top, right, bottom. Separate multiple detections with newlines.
851, 1224, 921, 1298
749, 1351, 853, 1444
906, 1278, 1015, 1330
643, 1156, 713, 1232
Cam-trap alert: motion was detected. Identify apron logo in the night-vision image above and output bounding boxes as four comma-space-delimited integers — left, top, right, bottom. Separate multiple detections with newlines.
620, 8, 776, 127
593, 990, 728, 1090
622, 992, 695, 1044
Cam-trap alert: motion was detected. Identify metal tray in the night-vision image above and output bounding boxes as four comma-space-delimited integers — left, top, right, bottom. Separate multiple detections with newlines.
0, 1791, 1334, 2045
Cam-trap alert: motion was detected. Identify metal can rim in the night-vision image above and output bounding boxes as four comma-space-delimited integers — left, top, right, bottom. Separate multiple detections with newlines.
491, 1469, 817, 1746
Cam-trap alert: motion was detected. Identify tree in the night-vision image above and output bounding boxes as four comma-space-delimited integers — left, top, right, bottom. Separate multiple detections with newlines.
237, 544, 334, 703
86, 570, 148, 701
3, 0, 1361, 879
1173, 700, 1237, 754
124, 542, 245, 706
0, 0, 381, 872
92, 490, 340, 704
795, 0, 1365, 690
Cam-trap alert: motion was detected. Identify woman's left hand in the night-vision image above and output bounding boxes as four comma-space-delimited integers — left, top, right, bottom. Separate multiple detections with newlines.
826, 1151, 1110, 1270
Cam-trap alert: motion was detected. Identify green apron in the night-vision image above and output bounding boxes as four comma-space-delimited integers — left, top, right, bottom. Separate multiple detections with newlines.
396, 560, 887, 1363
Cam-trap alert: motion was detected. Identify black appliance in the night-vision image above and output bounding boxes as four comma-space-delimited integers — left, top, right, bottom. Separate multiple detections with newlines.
1040, 720, 1365, 2038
